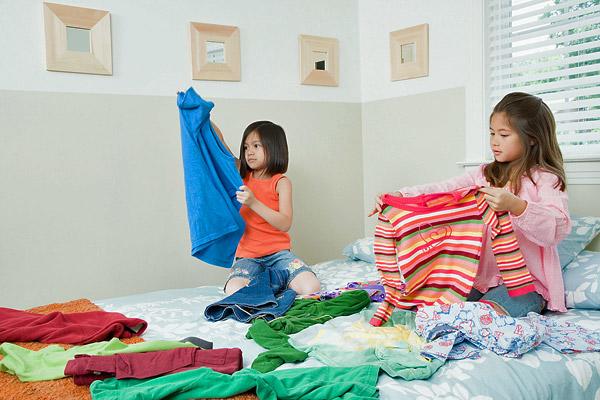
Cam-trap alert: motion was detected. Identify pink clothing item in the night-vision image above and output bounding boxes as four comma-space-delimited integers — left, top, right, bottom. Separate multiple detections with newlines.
397, 165, 571, 312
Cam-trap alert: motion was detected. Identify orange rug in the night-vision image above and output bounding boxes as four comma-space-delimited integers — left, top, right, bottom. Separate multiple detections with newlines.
0, 299, 257, 400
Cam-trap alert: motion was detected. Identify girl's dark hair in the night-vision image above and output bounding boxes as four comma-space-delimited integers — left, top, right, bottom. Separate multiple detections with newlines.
239, 121, 289, 179
484, 92, 567, 195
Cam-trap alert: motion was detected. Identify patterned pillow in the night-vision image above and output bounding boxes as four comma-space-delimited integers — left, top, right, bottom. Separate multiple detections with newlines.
558, 216, 600, 269
342, 216, 600, 268
564, 250, 600, 309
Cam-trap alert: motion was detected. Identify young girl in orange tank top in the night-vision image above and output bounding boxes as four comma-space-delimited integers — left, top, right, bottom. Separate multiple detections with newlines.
213, 121, 321, 295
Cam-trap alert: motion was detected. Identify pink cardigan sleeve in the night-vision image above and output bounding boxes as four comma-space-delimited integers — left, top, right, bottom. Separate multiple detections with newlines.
510, 172, 571, 247
397, 166, 484, 196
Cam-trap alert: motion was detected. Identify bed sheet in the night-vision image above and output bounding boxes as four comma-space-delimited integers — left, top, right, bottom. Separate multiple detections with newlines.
96, 256, 600, 400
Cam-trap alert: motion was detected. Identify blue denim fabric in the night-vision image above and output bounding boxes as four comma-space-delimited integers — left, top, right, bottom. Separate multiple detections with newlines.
205, 269, 296, 323
227, 250, 314, 288
467, 284, 545, 318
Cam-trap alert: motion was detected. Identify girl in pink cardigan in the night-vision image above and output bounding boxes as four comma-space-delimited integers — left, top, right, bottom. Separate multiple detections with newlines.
371, 92, 571, 316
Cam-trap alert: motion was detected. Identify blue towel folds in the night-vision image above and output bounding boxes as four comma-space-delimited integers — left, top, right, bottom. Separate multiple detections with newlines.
177, 87, 245, 268
204, 269, 297, 323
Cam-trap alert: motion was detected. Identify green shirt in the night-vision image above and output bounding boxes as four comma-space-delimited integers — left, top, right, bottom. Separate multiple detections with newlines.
246, 289, 371, 372
91, 365, 380, 400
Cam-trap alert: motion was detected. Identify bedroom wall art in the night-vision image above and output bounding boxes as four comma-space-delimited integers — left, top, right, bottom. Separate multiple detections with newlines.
390, 23, 428, 81
190, 22, 241, 81
43, 2, 112, 75
299, 34, 339, 86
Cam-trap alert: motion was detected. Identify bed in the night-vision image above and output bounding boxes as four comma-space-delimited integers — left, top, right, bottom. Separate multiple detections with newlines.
95, 248, 600, 400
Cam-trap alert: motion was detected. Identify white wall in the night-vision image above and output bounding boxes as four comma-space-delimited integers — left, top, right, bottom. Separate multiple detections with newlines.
358, 0, 481, 234
358, 0, 486, 161
0, 0, 365, 309
1, 1, 598, 309
358, 0, 477, 102
357, 0, 599, 235
0, 0, 361, 102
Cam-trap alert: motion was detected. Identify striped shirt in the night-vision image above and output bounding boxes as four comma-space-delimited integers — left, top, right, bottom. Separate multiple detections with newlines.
370, 186, 535, 326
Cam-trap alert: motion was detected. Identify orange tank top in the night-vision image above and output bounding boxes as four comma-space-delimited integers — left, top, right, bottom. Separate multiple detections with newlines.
236, 173, 291, 258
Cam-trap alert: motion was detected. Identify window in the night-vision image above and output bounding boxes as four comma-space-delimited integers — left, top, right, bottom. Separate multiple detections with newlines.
486, 0, 600, 159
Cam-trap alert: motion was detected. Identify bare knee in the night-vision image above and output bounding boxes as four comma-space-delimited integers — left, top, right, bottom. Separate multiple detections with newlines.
288, 271, 321, 295
224, 277, 250, 295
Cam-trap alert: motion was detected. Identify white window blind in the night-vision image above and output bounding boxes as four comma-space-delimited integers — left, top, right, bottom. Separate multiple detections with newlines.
487, 0, 600, 159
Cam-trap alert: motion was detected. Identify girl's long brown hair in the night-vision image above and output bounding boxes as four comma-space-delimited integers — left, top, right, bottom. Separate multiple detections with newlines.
484, 92, 567, 195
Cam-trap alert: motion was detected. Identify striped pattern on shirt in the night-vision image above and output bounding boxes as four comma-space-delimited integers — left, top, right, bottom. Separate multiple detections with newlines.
370, 186, 535, 327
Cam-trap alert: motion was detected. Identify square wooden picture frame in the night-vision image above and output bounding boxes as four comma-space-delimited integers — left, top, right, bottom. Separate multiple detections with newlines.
43, 2, 112, 75
299, 35, 339, 87
190, 22, 241, 81
390, 23, 429, 81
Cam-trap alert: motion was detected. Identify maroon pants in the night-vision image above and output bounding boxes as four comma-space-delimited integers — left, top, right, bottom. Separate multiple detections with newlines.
64, 347, 243, 385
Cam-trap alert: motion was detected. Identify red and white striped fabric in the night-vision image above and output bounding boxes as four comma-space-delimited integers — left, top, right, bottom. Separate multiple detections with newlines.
370, 186, 535, 327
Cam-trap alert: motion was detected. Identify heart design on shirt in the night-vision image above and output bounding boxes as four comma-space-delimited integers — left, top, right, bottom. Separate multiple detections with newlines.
418, 223, 453, 250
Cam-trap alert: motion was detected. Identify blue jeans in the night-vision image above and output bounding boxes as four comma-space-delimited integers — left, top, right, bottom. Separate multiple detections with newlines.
226, 250, 314, 288
467, 285, 546, 317
206, 269, 296, 322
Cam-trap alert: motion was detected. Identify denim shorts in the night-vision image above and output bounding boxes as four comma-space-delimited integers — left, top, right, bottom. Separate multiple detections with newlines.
226, 250, 314, 288
467, 284, 546, 318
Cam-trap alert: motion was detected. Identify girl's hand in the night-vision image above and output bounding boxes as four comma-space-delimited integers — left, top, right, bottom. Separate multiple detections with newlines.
236, 185, 256, 206
478, 187, 527, 215
368, 191, 403, 217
